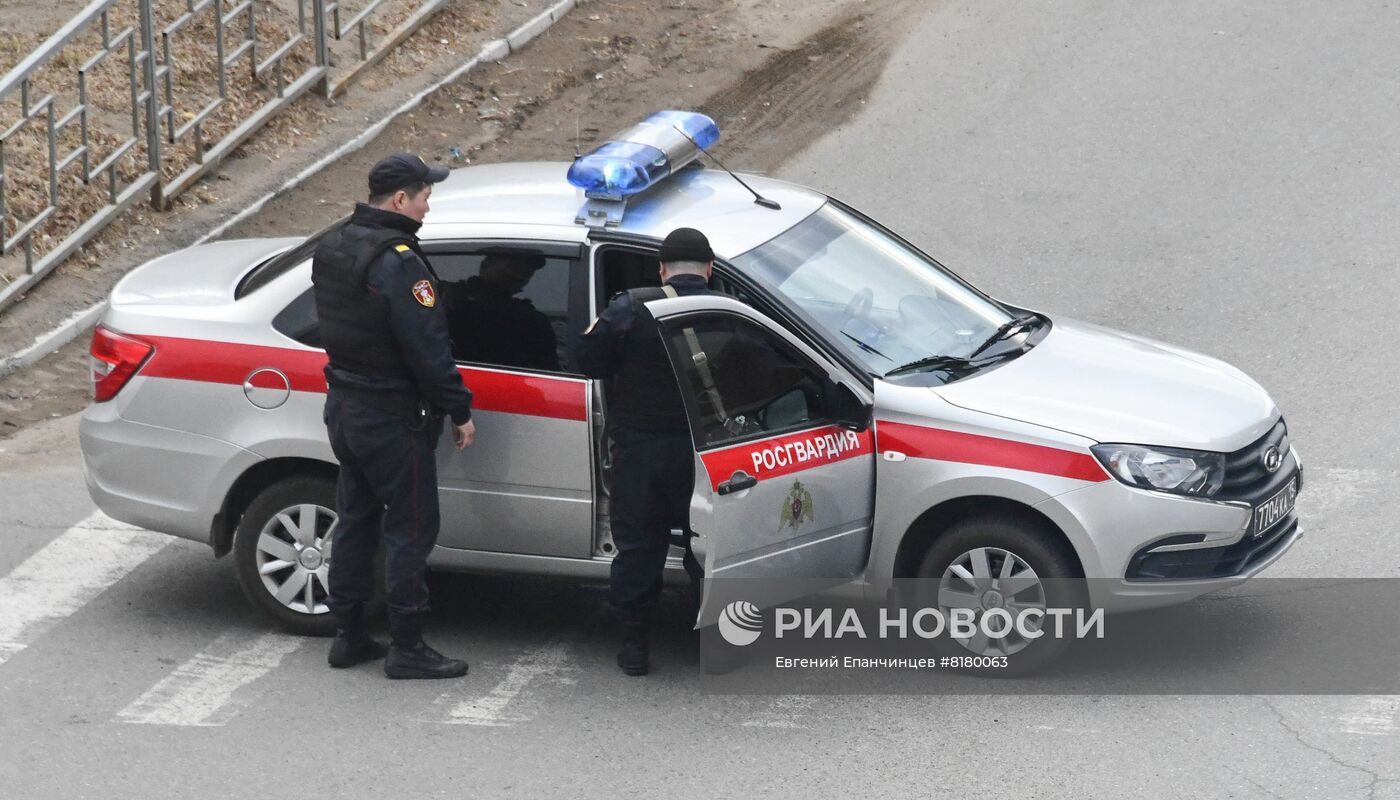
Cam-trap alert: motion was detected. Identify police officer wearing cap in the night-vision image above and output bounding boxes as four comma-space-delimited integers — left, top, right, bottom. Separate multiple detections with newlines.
575, 227, 719, 676
312, 153, 475, 680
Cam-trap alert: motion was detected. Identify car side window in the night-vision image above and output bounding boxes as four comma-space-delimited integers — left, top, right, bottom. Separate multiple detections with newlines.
431, 249, 577, 373
592, 245, 756, 312
661, 314, 832, 449
273, 285, 321, 347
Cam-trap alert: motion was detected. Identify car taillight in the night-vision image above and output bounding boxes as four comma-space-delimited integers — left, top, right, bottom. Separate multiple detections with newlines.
90, 326, 154, 402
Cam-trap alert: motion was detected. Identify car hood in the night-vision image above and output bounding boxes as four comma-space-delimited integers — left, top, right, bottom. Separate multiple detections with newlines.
110, 238, 301, 306
932, 317, 1278, 451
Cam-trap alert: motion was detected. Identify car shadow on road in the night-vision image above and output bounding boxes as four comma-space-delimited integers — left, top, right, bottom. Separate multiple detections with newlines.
128, 553, 1398, 693
424, 570, 702, 659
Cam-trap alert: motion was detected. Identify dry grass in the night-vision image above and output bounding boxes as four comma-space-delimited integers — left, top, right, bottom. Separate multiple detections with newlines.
0, 0, 477, 284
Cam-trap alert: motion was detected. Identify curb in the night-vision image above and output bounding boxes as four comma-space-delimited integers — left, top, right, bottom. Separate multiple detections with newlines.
0, 0, 583, 383
0, 301, 108, 379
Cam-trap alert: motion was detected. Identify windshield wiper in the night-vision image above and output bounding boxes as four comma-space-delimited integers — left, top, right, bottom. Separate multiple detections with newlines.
885, 315, 1041, 378
841, 331, 892, 362
967, 314, 1041, 360
884, 353, 991, 378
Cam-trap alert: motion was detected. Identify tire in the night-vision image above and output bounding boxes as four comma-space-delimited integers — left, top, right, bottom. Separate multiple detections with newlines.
912, 513, 1085, 677
232, 475, 344, 636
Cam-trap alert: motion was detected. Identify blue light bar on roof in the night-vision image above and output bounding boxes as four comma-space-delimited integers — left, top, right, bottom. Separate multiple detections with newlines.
567, 110, 720, 200
644, 110, 720, 150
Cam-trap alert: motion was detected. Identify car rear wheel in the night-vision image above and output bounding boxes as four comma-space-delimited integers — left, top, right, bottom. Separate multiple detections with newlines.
232, 476, 342, 636
914, 513, 1085, 676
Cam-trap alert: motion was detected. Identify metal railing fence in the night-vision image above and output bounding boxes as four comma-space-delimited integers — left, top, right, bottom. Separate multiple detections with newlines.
0, 0, 446, 312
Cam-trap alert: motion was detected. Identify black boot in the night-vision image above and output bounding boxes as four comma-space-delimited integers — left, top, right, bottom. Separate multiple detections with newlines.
385, 641, 468, 680
617, 620, 650, 676
327, 606, 387, 669
384, 612, 466, 679
328, 630, 388, 668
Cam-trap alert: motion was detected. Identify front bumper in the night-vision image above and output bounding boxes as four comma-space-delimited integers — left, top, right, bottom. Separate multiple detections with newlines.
1035, 450, 1303, 613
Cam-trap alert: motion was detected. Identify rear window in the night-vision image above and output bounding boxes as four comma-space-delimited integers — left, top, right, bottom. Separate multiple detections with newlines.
273, 288, 320, 347
235, 216, 346, 299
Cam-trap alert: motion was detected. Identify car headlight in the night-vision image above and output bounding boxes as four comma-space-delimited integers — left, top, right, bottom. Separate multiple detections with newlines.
1090, 443, 1225, 498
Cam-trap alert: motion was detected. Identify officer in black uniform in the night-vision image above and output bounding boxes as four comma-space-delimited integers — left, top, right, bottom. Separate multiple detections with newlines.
575, 227, 718, 676
312, 153, 475, 680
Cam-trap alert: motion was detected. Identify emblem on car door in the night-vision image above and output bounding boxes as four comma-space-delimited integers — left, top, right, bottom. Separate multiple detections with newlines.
780, 480, 814, 531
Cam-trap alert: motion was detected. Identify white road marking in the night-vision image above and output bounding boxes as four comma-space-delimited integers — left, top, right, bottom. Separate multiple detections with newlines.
740, 695, 818, 729
0, 511, 170, 666
116, 631, 305, 726
1294, 468, 1390, 518
1030, 724, 1104, 735
1337, 696, 1400, 737
437, 639, 576, 726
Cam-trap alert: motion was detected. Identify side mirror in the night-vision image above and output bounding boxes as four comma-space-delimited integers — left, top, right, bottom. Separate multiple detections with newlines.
828, 381, 872, 432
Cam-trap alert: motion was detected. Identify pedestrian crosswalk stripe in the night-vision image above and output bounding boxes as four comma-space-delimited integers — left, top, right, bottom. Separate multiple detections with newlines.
116, 630, 306, 726
1337, 696, 1400, 736
0, 511, 169, 667
739, 695, 819, 729
435, 638, 576, 726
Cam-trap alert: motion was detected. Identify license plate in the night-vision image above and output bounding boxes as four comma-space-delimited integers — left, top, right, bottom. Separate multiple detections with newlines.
1252, 476, 1298, 537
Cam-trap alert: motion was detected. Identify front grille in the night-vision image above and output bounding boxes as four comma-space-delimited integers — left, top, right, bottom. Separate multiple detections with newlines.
1126, 515, 1298, 581
1216, 418, 1290, 502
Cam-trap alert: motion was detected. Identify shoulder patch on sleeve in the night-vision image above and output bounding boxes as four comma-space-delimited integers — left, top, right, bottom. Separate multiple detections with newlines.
394, 244, 411, 253
412, 279, 437, 307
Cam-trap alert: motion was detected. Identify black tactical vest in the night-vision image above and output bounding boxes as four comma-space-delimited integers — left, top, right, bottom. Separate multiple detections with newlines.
608, 286, 691, 433
311, 219, 416, 381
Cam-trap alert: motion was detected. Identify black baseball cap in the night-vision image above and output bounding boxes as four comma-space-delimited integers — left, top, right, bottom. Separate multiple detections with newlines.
368, 153, 449, 196
658, 227, 714, 263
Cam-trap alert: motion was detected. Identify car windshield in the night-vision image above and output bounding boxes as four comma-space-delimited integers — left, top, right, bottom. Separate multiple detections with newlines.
731, 203, 1021, 376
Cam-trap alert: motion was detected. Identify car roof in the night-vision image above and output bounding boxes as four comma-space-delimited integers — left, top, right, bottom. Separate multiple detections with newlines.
422, 162, 828, 258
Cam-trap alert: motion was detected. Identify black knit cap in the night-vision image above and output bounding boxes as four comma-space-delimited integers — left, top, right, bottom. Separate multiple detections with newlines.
658, 227, 714, 263
368, 153, 449, 196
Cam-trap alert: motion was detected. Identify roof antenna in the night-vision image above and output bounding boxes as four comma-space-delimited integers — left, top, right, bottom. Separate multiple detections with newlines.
671, 125, 781, 210
573, 117, 581, 161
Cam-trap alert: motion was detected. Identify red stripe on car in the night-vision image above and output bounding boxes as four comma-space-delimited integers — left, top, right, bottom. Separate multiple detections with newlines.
454, 367, 587, 422
141, 337, 328, 392
876, 420, 1108, 482
699, 424, 874, 491
138, 335, 587, 421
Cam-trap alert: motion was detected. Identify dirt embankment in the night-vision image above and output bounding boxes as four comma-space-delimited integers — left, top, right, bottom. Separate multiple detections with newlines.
0, 0, 528, 349
0, 0, 918, 438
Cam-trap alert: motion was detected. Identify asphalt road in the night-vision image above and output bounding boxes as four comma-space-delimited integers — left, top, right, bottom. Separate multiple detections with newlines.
2, 0, 1399, 798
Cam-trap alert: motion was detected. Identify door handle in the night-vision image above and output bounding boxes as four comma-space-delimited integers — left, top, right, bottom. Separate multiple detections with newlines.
717, 470, 758, 496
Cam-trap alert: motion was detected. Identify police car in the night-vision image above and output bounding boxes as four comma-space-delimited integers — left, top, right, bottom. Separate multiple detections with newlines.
80, 110, 1301, 658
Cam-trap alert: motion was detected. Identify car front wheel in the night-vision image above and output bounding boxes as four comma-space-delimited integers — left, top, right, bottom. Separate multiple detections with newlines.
914, 513, 1086, 676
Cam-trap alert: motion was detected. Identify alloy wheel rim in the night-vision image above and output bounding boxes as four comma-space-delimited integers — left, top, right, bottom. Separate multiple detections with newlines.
938, 546, 1047, 657
254, 503, 336, 615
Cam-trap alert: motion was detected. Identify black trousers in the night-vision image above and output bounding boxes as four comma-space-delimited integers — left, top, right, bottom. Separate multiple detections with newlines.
324, 389, 442, 646
609, 427, 695, 624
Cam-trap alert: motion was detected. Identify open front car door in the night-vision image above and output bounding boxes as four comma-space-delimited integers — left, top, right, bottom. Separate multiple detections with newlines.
644, 295, 876, 627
